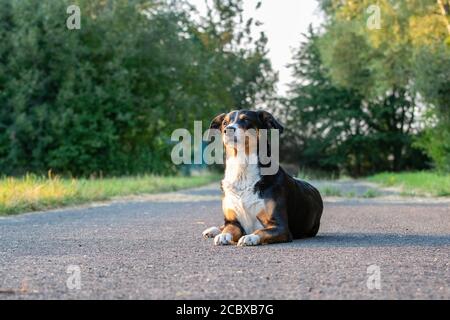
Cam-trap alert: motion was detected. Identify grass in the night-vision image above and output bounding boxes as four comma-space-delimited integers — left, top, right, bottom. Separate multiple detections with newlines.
0, 172, 221, 216
367, 171, 450, 197
362, 189, 381, 198
297, 168, 343, 181
319, 187, 380, 198
319, 186, 342, 197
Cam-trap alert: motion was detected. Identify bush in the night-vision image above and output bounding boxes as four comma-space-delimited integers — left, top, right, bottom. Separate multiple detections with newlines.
0, 0, 275, 176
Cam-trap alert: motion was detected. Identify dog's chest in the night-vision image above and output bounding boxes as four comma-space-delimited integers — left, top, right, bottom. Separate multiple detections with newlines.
222, 178, 265, 235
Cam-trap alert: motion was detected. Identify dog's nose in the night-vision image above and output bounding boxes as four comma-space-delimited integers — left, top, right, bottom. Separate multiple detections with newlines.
224, 126, 235, 135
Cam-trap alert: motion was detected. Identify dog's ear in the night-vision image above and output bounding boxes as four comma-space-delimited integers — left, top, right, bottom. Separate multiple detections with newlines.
206, 113, 226, 141
258, 111, 284, 133
209, 113, 226, 130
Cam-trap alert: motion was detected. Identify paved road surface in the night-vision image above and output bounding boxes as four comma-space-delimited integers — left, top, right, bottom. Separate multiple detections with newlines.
0, 184, 449, 299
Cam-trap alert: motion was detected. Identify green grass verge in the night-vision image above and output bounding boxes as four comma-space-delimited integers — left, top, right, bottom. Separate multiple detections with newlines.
367, 171, 450, 197
319, 186, 342, 197
0, 173, 221, 216
318, 186, 381, 198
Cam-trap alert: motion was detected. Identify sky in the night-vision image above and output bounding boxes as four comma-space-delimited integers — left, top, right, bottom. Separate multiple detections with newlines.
189, 0, 323, 95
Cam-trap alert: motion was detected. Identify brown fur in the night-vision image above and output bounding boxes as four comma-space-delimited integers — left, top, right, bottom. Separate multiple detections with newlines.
255, 201, 291, 244
221, 208, 243, 242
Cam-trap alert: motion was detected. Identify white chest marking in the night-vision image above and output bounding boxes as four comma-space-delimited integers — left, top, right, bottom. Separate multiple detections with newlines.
222, 154, 265, 235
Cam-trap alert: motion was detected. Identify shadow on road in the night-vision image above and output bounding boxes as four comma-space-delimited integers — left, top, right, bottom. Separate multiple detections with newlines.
284, 233, 450, 248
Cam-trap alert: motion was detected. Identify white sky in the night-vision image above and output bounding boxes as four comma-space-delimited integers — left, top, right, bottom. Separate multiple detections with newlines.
188, 0, 323, 95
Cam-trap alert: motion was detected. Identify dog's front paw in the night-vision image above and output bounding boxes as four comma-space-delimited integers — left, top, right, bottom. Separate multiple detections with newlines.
237, 234, 260, 246
214, 233, 232, 245
202, 226, 221, 239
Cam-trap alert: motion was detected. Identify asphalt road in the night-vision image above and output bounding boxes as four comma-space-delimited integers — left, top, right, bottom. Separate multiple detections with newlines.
0, 183, 449, 299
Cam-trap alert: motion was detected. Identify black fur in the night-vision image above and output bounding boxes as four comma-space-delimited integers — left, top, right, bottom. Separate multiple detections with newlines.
254, 167, 323, 239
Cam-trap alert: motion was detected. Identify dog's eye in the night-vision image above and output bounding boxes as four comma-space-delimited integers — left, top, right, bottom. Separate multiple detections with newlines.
223, 120, 228, 126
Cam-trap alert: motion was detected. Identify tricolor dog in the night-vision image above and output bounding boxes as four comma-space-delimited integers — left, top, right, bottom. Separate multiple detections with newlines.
202, 110, 323, 246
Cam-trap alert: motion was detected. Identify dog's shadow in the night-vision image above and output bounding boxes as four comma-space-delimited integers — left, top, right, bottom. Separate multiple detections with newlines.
281, 232, 450, 248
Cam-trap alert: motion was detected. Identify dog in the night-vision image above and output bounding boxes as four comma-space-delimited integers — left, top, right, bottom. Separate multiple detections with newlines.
202, 110, 323, 246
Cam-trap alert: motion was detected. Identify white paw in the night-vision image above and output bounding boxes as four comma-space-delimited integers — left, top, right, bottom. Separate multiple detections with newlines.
214, 233, 232, 245
237, 234, 260, 246
202, 226, 221, 239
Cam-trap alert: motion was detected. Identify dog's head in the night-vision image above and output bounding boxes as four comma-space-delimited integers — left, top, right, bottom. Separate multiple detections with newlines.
209, 110, 283, 153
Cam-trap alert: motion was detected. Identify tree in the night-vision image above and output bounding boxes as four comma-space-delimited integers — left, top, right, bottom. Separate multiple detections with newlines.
315, 0, 447, 171
284, 26, 365, 175
284, 25, 428, 177
413, 43, 450, 170
0, 0, 276, 176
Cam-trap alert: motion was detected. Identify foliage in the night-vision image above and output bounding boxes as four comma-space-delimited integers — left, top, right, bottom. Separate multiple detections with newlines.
413, 44, 450, 171
0, 0, 275, 176
284, 26, 428, 176
315, 0, 450, 171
